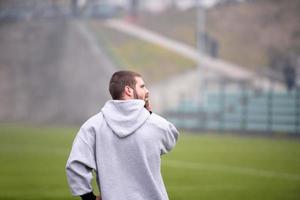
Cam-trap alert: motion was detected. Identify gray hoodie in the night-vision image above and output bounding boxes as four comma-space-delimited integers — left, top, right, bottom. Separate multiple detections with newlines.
66, 99, 179, 200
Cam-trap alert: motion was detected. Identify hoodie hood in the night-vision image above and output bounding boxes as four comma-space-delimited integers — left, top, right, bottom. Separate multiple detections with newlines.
101, 99, 150, 138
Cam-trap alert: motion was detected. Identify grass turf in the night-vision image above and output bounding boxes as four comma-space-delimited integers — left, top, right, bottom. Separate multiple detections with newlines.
0, 125, 299, 200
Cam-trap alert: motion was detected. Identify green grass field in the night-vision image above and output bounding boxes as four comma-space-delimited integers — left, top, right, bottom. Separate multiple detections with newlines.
0, 125, 300, 200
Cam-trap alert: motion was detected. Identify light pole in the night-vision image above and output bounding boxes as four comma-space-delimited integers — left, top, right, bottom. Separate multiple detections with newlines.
196, 0, 207, 106
196, 0, 206, 56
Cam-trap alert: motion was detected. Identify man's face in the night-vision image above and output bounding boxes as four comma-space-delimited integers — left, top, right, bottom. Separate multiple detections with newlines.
133, 76, 149, 102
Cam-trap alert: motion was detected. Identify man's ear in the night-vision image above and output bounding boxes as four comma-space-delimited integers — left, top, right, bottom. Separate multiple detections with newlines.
124, 86, 133, 97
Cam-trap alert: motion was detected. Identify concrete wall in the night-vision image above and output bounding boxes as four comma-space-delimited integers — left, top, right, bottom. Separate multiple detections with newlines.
0, 20, 116, 125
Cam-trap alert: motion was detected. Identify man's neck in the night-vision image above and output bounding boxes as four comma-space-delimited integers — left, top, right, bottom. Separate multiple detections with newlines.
120, 95, 133, 100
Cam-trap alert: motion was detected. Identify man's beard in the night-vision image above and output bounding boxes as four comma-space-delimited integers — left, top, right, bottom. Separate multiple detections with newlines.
133, 89, 140, 99
133, 89, 146, 101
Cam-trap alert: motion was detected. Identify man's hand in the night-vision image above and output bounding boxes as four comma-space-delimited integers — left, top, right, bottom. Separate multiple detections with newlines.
96, 196, 101, 200
144, 99, 152, 112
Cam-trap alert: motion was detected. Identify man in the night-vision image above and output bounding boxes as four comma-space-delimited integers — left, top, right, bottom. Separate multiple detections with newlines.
66, 70, 179, 200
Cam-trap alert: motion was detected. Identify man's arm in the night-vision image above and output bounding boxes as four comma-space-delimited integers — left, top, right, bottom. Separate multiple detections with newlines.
66, 127, 97, 199
151, 113, 179, 155
160, 122, 179, 155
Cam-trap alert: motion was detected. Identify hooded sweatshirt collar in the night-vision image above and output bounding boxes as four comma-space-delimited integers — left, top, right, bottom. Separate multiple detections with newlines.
101, 99, 150, 138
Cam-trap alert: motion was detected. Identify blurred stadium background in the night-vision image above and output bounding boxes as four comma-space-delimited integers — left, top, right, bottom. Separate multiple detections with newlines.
0, 0, 300, 199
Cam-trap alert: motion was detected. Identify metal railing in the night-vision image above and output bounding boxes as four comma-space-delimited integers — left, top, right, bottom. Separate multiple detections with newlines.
166, 84, 300, 134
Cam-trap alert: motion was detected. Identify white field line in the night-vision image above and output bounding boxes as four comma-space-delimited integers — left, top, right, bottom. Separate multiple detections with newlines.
163, 160, 300, 181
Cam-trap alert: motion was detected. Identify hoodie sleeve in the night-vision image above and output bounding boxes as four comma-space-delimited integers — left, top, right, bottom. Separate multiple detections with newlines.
160, 121, 179, 155
66, 126, 97, 196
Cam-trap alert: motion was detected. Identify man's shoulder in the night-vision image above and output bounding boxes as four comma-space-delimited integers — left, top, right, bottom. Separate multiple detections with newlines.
146, 113, 170, 130
81, 112, 104, 130
74, 112, 104, 144
148, 113, 166, 122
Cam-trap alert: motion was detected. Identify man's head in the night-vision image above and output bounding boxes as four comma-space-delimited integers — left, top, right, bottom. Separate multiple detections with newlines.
109, 70, 149, 102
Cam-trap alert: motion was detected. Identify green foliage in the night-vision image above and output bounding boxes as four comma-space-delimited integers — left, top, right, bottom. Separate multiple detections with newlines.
137, 0, 300, 71
89, 21, 197, 84
0, 125, 300, 200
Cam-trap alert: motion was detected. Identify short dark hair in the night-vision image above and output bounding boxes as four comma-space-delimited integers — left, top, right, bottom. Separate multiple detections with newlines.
109, 70, 141, 100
